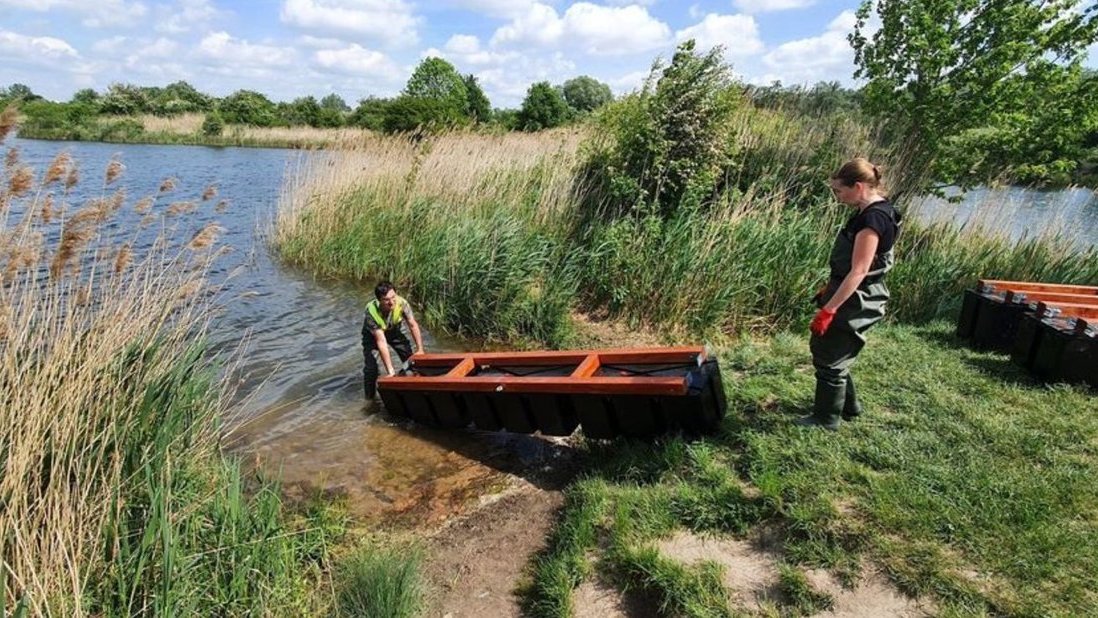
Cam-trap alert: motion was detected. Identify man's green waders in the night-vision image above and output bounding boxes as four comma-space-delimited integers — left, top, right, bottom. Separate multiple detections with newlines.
809, 207, 899, 425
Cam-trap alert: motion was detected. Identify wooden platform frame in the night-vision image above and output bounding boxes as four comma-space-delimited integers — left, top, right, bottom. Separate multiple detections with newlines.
379, 346, 707, 396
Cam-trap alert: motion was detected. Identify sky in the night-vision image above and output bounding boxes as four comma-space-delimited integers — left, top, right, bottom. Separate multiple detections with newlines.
0, 0, 1038, 108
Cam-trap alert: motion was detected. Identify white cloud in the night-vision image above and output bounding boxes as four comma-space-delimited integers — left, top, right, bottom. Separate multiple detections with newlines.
603, 0, 658, 5
0, 0, 149, 28
733, 0, 814, 14
422, 34, 516, 67
125, 37, 180, 69
491, 2, 670, 56
280, 0, 419, 45
475, 52, 576, 105
92, 35, 129, 54
195, 31, 297, 70
754, 9, 858, 85
155, 0, 223, 34
0, 30, 80, 65
313, 43, 400, 78
298, 35, 347, 49
608, 69, 650, 94
675, 13, 763, 58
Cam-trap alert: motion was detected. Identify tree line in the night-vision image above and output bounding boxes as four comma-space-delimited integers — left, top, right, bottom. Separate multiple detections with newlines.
0, 56, 613, 138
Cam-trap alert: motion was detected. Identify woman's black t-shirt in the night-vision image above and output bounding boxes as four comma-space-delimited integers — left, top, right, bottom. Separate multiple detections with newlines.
842, 199, 899, 253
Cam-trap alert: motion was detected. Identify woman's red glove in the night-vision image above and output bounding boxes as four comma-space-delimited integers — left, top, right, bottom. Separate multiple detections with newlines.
810, 308, 836, 336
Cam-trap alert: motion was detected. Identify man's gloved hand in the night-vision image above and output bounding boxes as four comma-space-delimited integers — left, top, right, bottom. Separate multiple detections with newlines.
810, 308, 837, 336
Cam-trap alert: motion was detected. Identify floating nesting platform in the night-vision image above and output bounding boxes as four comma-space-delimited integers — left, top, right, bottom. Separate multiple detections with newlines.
377, 346, 726, 439
957, 279, 1098, 387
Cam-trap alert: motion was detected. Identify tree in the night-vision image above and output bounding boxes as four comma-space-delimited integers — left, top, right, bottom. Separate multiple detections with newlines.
218, 90, 277, 126
158, 81, 213, 113
202, 112, 224, 137
70, 88, 100, 105
282, 96, 321, 127
320, 93, 350, 112
463, 74, 491, 122
99, 83, 151, 115
851, 0, 1098, 190
5, 83, 40, 102
517, 81, 570, 131
404, 57, 468, 109
561, 76, 613, 113
382, 96, 466, 134
350, 97, 392, 130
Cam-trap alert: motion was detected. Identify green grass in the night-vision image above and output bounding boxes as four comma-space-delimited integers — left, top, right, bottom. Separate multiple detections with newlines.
334, 541, 424, 618
523, 322, 1098, 617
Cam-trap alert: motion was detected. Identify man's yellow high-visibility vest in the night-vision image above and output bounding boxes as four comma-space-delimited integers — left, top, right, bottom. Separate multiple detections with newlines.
366, 296, 405, 331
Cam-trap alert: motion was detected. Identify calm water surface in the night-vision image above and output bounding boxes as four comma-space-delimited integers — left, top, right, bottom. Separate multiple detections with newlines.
11, 137, 560, 523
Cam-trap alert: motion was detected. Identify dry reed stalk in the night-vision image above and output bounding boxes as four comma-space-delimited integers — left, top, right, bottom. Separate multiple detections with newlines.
9, 165, 33, 197
0, 104, 17, 143
44, 152, 72, 185
187, 222, 223, 249
201, 185, 218, 201
134, 195, 154, 214
159, 177, 177, 193
107, 188, 126, 215
104, 158, 124, 185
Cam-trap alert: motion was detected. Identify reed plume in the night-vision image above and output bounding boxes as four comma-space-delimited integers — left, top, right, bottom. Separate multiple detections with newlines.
44, 152, 72, 185
215, 199, 230, 213
113, 242, 132, 273
187, 222, 223, 249
8, 165, 33, 197
65, 166, 79, 192
159, 177, 177, 193
134, 195, 155, 214
4, 147, 17, 169
41, 193, 55, 223
201, 184, 218, 201
104, 158, 124, 185
0, 104, 17, 143
167, 201, 196, 216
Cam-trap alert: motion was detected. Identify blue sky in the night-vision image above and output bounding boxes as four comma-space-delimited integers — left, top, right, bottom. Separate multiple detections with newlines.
0, 0, 915, 107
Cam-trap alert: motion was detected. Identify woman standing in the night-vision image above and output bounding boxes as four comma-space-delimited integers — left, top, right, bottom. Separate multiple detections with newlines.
800, 158, 902, 430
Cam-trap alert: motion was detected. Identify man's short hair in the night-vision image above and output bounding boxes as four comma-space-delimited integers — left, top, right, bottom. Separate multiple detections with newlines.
374, 281, 395, 300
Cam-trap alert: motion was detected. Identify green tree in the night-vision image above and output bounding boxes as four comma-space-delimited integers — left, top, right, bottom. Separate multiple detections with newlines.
202, 111, 224, 137
282, 96, 321, 127
350, 97, 392, 130
320, 93, 350, 112
404, 57, 468, 109
99, 83, 151, 115
517, 81, 570, 131
5, 83, 40, 102
70, 88, 100, 105
851, 0, 1098, 190
382, 96, 465, 134
561, 75, 613, 113
463, 74, 491, 122
218, 90, 277, 126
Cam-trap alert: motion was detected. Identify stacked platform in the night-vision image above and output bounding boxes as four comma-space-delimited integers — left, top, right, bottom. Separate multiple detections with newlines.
957, 279, 1098, 388
377, 346, 727, 439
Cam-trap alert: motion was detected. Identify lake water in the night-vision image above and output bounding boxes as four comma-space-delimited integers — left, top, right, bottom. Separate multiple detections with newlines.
9, 136, 562, 524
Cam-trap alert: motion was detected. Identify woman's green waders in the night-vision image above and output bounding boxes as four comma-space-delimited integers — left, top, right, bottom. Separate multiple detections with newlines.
809, 211, 898, 426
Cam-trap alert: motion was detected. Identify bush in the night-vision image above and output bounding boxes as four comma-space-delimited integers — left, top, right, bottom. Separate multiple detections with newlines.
201, 112, 224, 137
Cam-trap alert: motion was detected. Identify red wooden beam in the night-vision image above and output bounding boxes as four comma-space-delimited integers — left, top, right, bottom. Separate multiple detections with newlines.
444, 357, 476, 378
981, 279, 1098, 295
410, 346, 705, 368
1005, 290, 1098, 305
571, 354, 601, 378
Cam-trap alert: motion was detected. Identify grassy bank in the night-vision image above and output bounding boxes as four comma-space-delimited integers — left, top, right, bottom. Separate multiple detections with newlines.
523, 321, 1098, 616
0, 136, 353, 614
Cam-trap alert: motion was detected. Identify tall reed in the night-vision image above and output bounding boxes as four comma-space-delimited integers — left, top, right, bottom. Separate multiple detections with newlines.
0, 134, 337, 615
273, 116, 1098, 344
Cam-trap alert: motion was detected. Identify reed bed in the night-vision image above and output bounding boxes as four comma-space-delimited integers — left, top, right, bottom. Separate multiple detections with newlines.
273, 106, 1098, 344
0, 128, 337, 615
